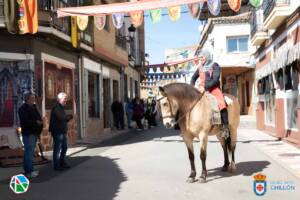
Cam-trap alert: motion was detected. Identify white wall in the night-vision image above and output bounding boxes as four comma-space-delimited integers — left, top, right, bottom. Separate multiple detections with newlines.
202, 23, 255, 68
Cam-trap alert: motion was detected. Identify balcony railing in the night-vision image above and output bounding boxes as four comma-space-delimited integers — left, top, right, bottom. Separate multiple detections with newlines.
0, 0, 4, 26
250, 9, 265, 38
0, 0, 93, 46
263, 0, 290, 20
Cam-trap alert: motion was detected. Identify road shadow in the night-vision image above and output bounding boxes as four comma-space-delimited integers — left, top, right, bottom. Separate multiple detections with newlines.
205, 160, 271, 182
0, 156, 127, 200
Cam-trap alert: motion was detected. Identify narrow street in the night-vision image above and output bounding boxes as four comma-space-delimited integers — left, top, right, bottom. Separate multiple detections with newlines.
1, 123, 300, 200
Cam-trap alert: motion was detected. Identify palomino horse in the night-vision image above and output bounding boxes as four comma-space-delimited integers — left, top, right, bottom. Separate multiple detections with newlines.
157, 83, 240, 183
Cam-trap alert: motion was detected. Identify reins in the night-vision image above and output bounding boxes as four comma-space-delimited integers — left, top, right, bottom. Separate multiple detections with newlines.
175, 92, 204, 123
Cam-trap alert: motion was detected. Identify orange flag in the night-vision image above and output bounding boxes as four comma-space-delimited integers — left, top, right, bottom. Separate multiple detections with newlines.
227, 0, 241, 12
130, 11, 143, 27
17, 0, 38, 34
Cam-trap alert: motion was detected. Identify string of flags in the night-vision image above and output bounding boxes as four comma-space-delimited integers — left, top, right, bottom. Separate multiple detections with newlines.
58, 0, 266, 30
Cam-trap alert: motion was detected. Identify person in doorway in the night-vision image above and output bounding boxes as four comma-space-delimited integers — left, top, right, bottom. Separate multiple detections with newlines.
49, 92, 73, 171
18, 92, 43, 178
111, 100, 125, 130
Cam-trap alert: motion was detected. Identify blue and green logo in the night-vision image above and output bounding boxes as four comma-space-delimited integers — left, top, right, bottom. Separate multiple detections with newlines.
10, 174, 30, 194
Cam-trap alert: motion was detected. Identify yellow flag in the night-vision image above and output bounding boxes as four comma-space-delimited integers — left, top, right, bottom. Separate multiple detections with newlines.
71, 16, 78, 48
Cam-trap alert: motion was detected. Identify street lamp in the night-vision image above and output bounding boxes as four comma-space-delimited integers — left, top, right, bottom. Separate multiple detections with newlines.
128, 24, 136, 40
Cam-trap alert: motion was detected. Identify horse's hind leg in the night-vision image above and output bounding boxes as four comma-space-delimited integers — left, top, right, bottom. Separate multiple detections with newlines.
216, 133, 230, 171
183, 134, 196, 183
228, 128, 237, 173
198, 133, 208, 183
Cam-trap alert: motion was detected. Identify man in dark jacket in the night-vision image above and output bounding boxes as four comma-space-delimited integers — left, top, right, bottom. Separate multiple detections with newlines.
18, 92, 43, 178
111, 100, 124, 130
49, 92, 73, 170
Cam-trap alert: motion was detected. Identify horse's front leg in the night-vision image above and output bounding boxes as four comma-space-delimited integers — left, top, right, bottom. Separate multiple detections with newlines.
199, 133, 208, 183
183, 134, 196, 183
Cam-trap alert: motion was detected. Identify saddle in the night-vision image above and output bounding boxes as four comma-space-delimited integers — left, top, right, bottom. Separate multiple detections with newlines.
206, 93, 221, 125
206, 93, 233, 125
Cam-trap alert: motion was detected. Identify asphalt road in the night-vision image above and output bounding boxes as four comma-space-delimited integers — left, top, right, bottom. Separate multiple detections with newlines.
1, 125, 300, 200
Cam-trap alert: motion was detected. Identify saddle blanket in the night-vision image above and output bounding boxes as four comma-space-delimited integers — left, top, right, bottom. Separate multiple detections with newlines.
206, 93, 233, 125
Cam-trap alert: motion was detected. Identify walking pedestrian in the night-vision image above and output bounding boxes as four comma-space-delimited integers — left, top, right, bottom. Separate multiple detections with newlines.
125, 98, 134, 129
49, 92, 73, 171
132, 97, 144, 131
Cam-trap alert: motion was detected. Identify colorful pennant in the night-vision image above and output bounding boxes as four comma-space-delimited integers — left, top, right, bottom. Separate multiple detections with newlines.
77, 15, 89, 31
112, 13, 124, 29
17, 0, 38, 34
94, 15, 106, 30
168, 6, 181, 22
187, 3, 201, 19
150, 9, 162, 24
207, 0, 221, 16
227, 0, 241, 12
130, 11, 144, 27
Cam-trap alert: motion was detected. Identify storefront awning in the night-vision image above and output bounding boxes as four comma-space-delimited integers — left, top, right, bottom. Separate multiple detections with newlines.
256, 42, 300, 79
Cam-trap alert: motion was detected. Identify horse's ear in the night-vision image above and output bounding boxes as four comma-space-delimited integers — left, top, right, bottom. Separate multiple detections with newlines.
159, 86, 166, 96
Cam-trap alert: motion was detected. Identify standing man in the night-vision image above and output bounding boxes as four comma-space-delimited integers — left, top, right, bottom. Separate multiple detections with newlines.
49, 92, 73, 171
18, 92, 43, 178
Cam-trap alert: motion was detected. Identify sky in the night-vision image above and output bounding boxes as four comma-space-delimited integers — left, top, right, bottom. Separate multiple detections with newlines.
145, 7, 202, 65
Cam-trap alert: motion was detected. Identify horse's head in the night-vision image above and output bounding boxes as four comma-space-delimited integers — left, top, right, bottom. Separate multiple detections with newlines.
157, 86, 179, 129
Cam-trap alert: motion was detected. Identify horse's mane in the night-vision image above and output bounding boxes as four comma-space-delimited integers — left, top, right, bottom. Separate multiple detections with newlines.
163, 83, 201, 106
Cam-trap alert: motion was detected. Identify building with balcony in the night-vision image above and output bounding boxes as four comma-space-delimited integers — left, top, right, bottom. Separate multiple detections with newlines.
198, 13, 256, 115
251, 1, 300, 146
0, 0, 145, 153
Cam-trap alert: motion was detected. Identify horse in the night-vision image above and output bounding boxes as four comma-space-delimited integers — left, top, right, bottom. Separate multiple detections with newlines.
157, 83, 240, 183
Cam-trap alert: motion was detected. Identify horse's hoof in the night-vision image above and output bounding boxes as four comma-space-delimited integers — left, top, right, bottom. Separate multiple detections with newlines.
186, 177, 196, 183
229, 163, 236, 173
198, 176, 206, 183
221, 165, 229, 172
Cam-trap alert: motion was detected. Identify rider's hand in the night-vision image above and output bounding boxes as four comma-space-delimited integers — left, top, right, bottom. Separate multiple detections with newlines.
199, 86, 205, 93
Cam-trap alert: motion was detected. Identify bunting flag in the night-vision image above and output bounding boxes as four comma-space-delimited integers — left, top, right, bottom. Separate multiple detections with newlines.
17, 0, 38, 34
77, 15, 89, 31
57, 0, 208, 18
250, 0, 263, 8
168, 6, 181, 22
150, 9, 161, 24
160, 66, 164, 72
94, 15, 106, 30
130, 11, 143, 27
153, 67, 157, 73
187, 3, 201, 19
112, 13, 124, 29
227, 0, 241, 12
71, 16, 78, 48
207, 0, 221, 16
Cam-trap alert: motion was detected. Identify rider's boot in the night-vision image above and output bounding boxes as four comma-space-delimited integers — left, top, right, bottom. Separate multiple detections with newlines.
220, 108, 230, 139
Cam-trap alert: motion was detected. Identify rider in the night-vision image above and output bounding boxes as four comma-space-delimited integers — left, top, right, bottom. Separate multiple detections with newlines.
190, 49, 229, 138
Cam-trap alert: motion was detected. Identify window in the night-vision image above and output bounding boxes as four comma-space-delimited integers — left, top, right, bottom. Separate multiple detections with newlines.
227, 36, 249, 53
88, 72, 100, 118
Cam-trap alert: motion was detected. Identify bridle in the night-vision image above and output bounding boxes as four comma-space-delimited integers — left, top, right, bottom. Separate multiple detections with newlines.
156, 96, 176, 120
157, 92, 204, 123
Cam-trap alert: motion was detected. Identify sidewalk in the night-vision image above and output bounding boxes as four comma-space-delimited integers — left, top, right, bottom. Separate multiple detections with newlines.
238, 116, 300, 179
